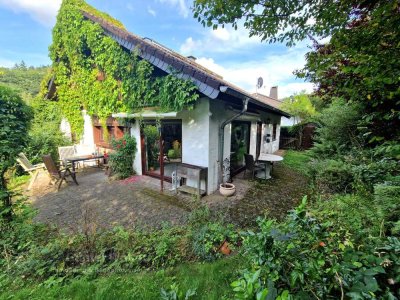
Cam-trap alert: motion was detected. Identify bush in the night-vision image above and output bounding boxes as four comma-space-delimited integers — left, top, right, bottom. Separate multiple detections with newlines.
309, 159, 354, 194
109, 134, 137, 179
233, 197, 400, 299
192, 222, 238, 261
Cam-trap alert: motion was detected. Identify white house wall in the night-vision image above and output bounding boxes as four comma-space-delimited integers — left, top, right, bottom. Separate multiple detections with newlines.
260, 112, 281, 154
131, 121, 142, 175
75, 110, 96, 156
178, 98, 210, 192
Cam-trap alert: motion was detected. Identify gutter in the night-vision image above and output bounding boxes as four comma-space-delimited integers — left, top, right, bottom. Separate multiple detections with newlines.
218, 85, 249, 183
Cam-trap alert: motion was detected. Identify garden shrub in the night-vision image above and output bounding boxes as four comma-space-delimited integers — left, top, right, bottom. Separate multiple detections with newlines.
233, 197, 400, 299
309, 158, 354, 194
25, 97, 71, 164
192, 222, 238, 261
0, 85, 32, 211
109, 134, 137, 179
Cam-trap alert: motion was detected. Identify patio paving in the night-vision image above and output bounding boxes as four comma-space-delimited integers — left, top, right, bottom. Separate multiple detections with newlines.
28, 151, 308, 231
29, 169, 194, 231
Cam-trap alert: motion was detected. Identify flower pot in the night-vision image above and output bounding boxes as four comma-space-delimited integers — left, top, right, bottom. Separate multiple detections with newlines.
218, 240, 231, 255
219, 183, 236, 197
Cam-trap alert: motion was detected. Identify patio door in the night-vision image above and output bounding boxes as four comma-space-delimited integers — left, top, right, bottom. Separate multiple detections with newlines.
141, 120, 182, 180
230, 121, 250, 176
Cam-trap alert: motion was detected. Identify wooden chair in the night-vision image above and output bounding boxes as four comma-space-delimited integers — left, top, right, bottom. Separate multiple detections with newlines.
16, 153, 46, 190
42, 155, 78, 191
243, 154, 266, 179
58, 145, 77, 168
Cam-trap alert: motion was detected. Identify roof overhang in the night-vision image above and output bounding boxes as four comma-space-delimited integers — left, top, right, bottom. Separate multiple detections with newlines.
112, 111, 177, 118
219, 86, 291, 118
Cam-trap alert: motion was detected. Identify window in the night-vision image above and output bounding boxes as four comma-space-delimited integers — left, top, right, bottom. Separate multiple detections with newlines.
93, 125, 125, 148
272, 124, 277, 141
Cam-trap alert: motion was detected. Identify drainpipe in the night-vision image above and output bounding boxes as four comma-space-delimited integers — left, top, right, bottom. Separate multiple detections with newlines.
218, 88, 249, 183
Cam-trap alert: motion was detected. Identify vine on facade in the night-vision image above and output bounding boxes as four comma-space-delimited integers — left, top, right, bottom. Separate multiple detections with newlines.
47, 0, 199, 137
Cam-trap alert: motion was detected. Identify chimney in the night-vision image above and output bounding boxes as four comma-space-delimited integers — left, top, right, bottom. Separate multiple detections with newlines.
269, 86, 278, 99
187, 55, 197, 61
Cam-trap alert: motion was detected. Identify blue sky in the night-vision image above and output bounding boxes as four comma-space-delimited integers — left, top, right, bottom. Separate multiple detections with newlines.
0, 0, 314, 98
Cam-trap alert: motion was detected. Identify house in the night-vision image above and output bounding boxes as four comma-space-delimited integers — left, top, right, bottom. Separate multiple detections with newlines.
252, 89, 298, 127
51, 5, 290, 195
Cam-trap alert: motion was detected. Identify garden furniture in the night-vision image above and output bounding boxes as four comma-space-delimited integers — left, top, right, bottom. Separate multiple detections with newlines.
256, 153, 284, 179
42, 154, 78, 191
243, 154, 266, 179
16, 153, 46, 190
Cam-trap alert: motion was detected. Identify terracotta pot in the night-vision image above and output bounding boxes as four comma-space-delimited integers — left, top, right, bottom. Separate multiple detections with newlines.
218, 240, 231, 255
219, 183, 236, 197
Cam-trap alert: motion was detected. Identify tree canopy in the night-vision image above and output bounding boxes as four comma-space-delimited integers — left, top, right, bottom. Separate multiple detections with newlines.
280, 91, 316, 124
193, 0, 371, 46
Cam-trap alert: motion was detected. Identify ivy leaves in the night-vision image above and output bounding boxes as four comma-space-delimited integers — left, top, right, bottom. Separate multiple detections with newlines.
49, 0, 199, 137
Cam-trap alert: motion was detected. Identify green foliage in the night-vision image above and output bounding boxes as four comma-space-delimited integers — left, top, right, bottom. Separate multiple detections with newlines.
0, 256, 245, 300
143, 125, 160, 169
24, 96, 71, 163
311, 98, 362, 158
280, 91, 317, 124
192, 222, 238, 261
0, 65, 49, 103
233, 197, 400, 299
160, 283, 196, 300
281, 150, 310, 176
108, 134, 137, 179
193, 0, 353, 46
49, 0, 199, 137
297, 1, 400, 144
0, 85, 32, 209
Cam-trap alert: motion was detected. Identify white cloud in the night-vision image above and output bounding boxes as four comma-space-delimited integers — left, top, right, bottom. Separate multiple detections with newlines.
147, 6, 156, 17
180, 25, 262, 55
158, 0, 189, 18
196, 48, 314, 98
0, 0, 61, 27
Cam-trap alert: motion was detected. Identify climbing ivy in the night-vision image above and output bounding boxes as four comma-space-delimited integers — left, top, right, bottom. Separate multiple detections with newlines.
48, 0, 199, 137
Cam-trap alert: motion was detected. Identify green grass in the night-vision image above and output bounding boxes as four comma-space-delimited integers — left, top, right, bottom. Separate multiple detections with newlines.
8, 174, 30, 190
1, 256, 246, 300
282, 150, 311, 175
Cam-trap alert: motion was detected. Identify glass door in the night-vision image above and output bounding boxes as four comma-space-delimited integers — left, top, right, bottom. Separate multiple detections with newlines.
141, 120, 182, 179
230, 121, 250, 176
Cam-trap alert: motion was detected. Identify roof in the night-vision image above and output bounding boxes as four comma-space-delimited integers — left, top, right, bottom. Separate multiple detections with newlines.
80, 10, 290, 118
252, 93, 283, 109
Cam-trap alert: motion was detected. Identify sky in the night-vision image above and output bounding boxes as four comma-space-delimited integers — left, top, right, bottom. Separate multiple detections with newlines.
0, 0, 315, 98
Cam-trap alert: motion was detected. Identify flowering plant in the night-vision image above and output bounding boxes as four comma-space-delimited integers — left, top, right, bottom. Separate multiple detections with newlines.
108, 134, 137, 179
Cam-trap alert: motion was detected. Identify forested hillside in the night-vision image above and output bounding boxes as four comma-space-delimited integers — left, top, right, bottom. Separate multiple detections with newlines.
0, 62, 49, 102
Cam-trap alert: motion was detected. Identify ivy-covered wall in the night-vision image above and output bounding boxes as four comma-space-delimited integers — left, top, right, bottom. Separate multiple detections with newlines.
48, 0, 199, 137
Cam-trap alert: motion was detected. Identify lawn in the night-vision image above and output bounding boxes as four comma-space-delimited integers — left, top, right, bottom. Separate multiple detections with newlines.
281, 149, 311, 175
1, 256, 246, 300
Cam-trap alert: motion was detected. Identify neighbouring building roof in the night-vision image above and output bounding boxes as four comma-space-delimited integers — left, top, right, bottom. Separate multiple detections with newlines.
75, 10, 290, 118
251, 93, 283, 110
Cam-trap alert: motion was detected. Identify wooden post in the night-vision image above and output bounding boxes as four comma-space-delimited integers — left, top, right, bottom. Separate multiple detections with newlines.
159, 130, 164, 193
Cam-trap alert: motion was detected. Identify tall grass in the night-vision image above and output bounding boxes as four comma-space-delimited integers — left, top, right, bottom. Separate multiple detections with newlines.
1, 256, 245, 300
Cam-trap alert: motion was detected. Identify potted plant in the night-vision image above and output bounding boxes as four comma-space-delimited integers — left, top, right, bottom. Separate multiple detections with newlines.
219, 157, 236, 196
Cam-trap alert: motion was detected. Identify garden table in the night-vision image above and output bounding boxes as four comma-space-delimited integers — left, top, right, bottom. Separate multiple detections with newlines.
256, 153, 283, 179
65, 154, 104, 172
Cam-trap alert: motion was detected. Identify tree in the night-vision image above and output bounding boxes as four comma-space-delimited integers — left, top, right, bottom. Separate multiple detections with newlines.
0, 85, 32, 215
280, 91, 316, 124
193, 0, 367, 46
194, 0, 400, 144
